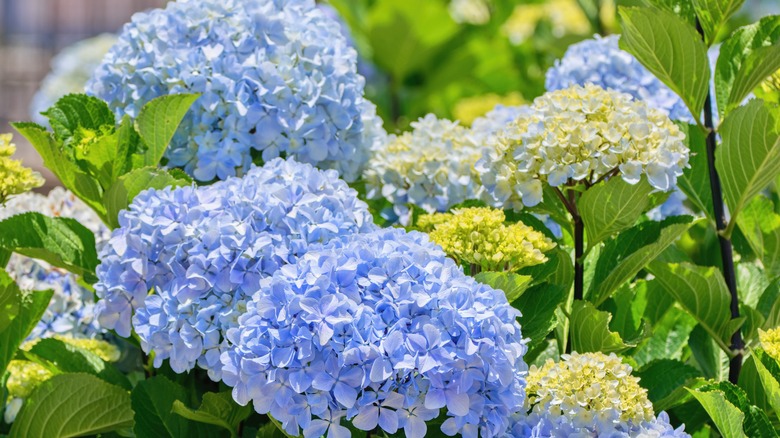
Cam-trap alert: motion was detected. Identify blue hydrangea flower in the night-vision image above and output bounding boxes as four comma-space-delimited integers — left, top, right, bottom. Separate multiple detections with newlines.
88, 0, 386, 182
95, 158, 376, 380
511, 411, 691, 437
546, 35, 693, 122
222, 228, 528, 438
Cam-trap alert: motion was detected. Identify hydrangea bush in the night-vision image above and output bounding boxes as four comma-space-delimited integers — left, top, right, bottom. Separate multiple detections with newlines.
88, 0, 385, 182
4, 0, 780, 437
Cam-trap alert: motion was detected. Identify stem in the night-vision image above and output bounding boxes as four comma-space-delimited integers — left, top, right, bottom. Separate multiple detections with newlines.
574, 215, 584, 302
696, 20, 743, 384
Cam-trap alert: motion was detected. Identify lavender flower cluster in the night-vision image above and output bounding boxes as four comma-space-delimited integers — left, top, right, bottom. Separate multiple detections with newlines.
222, 228, 528, 438
94, 159, 376, 380
88, 0, 385, 182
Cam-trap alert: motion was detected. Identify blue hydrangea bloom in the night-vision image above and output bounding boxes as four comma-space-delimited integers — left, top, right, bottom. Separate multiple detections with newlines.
95, 158, 376, 380
647, 190, 692, 221
87, 0, 385, 182
222, 228, 528, 438
511, 411, 691, 437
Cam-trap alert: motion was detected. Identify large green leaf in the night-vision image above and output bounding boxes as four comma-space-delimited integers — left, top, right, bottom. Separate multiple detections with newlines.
619, 6, 710, 121
715, 16, 780, 117
12, 122, 105, 217
474, 272, 532, 303
676, 123, 714, 218
757, 280, 780, 329
737, 196, 780, 281
692, 0, 746, 45
9, 373, 133, 438
633, 305, 697, 367
134, 93, 201, 168
132, 376, 195, 438
717, 100, 780, 227
641, 0, 696, 26
104, 166, 192, 229
578, 176, 655, 248
517, 248, 573, 288
0, 269, 20, 333
25, 338, 131, 390
753, 349, 780, 416
569, 300, 635, 353
648, 262, 743, 352
698, 381, 778, 437
0, 290, 52, 377
636, 359, 702, 405
512, 283, 568, 349
0, 213, 99, 283
688, 386, 748, 438
589, 216, 695, 305
41, 94, 115, 146
172, 391, 252, 438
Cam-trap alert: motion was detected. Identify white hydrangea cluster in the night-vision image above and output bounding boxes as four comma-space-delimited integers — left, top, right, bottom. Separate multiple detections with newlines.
449, 0, 491, 25
476, 84, 689, 210
365, 114, 485, 223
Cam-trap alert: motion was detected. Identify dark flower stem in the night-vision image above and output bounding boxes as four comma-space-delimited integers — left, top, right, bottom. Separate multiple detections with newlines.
555, 187, 583, 354
695, 19, 743, 384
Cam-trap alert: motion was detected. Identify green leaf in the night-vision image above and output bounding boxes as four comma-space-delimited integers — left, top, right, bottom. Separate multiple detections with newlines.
676, 122, 714, 218
641, 0, 697, 26
633, 305, 697, 367
569, 300, 635, 353
473, 272, 532, 302
753, 349, 780, 416
132, 376, 193, 438
699, 381, 778, 437
172, 391, 252, 438
41, 94, 115, 145
688, 387, 748, 438
25, 338, 131, 390
717, 100, 780, 226
0, 269, 20, 333
12, 122, 105, 217
104, 167, 192, 229
9, 373, 133, 438
513, 283, 568, 349
715, 16, 780, 117
737, 196, 780, 281
578, 176, 655, 248
0, 213, 99, 283
516, 248, 572, 288
589, 216, 695, 305
619, 6, 710, 121
134, 93, 201, 168
636, 359, 702, 405
757, 280, 780, 329
692, 0, 746, 45
0, 290, 52, 377
648, 262, 743, 351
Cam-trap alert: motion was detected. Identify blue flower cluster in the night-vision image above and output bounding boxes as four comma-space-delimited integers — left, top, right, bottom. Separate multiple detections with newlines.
87, 0, 385, 182
512, 411, 690, 437
94, 159, 376, 380
222, 228, 528, 438
545, 35, 693, 122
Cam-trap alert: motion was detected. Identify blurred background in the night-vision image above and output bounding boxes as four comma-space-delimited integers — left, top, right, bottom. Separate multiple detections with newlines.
1, 0, 777, 188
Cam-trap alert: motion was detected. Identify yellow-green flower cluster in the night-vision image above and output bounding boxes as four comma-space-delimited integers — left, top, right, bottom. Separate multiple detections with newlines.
760, 327, 780, 363
364, 114, 484, 224
454, 92, 525, 126
502, 0, 593, 45
6, 360, 53, 399
424, 207, 555, 272
22, 335, 121, 362
526, 352, 655, 425
0, 134, 44, 204
476, 84, 689, 210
